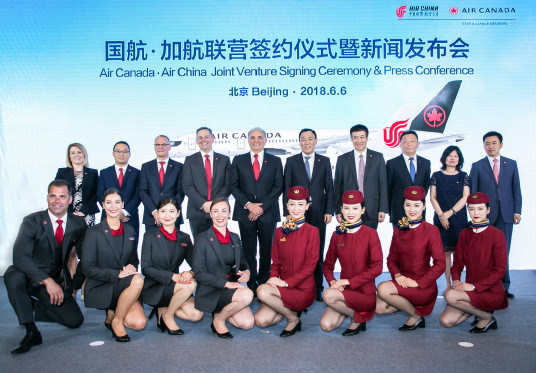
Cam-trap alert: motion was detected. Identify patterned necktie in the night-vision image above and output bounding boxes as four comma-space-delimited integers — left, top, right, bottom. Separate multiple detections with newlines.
409, 157, 416, 183
358, 154, 365, 194
55, 219, 64, 246
205, 154, 212, 200
118, 167, 124, 188
159, 161, 165, 187
253, 154, 260, 181
492, 158, 499, 184
304, 156, 311, 180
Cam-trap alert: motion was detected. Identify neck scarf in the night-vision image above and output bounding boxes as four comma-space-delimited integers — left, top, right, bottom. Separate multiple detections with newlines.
471, 219, 491, 229
212, 226, 231, 244
111, 222, 124, 236
336, 219, 363, 234
397, 216, 423, 231
281, 216, 306, 234
159, 226, 177, 241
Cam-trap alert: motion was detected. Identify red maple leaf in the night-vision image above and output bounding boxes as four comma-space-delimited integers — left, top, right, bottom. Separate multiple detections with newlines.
426, 108, 443, 123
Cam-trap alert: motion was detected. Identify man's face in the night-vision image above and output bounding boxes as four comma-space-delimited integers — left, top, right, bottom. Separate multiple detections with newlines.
351, 130, 368, 152
400, 134, 419, 156
484, 136, 503, 158
299, 131, 317, 156
113, 143, 131, 166
196, 129, 214, 152
47, 185, 72, 218
248, 129, 267, 153
154, 136, 171, 159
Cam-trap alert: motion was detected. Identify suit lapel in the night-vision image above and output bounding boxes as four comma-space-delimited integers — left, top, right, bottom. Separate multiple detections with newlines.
61, 215, 76, 261
241, 153, 256, 181
347, 152, 358, 183
121, 165, 133, 187
156, 232, 173, 268
230, 234, 241, 270
482, 158, 497, 185
207, 230, 226, 267
42, 211, 56, 256
213, 153, 223, 182
257, 153, 270, 180
101, 221, 122, 264
363, 151, 374, 181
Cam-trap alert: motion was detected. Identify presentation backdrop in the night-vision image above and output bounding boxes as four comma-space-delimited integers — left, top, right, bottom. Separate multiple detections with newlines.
1, 1, 534, 274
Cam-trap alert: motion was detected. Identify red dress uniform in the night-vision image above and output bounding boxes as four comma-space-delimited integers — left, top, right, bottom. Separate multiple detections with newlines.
387, 222, 445, 316
451, 226, 508, 311
270, 223, 319, 311
323, 226, 383, 322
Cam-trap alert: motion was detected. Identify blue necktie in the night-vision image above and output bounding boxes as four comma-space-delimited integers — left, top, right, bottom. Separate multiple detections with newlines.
409, 157, 416, 182
304, 156, 311, 180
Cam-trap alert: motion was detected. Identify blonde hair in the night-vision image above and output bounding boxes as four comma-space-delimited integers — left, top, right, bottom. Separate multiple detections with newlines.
66, 143, 89, 167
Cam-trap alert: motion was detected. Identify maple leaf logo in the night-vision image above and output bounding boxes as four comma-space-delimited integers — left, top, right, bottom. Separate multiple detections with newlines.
423, 105, 446, 128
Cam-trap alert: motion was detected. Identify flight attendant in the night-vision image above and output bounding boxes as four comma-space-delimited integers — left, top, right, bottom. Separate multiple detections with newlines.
376, 186, 445, 330
321, 191, 383, 336
254, 186, 319, 337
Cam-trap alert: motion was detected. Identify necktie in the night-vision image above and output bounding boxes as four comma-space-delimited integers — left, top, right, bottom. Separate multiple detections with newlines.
118, 167, 124, 188
304, 156, 311, 180
253, 154, 260, 181
159, 161, 165, 187
409, 157, 416, 183
493, 158, 499, 184
205, 154, 212, 200
358, 154, 365, 194
55, 219, 64, 246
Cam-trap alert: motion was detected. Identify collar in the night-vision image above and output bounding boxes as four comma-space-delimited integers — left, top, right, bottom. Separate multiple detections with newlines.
200, 150, 214, 159
353, 148, 367, 158
48, 210, 68, 225
403, 153, 418, 162
115, 164, 129, 173
487, 155, 501, 163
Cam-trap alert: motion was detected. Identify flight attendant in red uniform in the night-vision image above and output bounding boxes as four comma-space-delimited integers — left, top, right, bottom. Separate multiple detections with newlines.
376, 186, 445, 331
254, 186, 319, 337
440, 192, 508, 333
321, 191, 383, 336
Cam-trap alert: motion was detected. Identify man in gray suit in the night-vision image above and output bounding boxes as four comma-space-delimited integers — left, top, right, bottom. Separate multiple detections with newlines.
334, 124, 388, 229
182, 127, 231, 240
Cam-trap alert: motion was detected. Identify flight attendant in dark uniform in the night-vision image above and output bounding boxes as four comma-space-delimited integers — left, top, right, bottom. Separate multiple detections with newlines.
141, 197, 203, 335
82, 188, 146, 342
192, 199, 254, 339
440, 192, 508, 333
254, 186, 319, 337
376, 186, 445, 330
321, 191, 383, 336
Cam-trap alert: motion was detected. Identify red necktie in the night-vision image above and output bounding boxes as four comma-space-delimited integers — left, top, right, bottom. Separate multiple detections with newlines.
55, 219, 64, 246
159, 161, 165, 187
493, 159, 499, 184
205, 154, 212, 201
253, 154, 260, 181
118, 167, 124, 188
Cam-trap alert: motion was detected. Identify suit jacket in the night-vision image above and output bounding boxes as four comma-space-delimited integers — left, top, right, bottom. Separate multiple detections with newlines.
12, 210, 87, 290
182, 152, 231, 220
334, 149, 388, 220
141, 229, 193, 306
283, 153, 334, 225
139, 158, 184, 225
82, 221, 139, 309
55, 167, 100, 215
230, 152, 284, 223
97, 165, 141, 229
192, 229, 249, 312
469, 156, 522, 224
386, 154, 431, 223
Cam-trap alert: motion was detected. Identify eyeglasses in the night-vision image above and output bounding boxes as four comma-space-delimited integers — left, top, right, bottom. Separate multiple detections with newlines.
113, 150, 130, 154
154, 143, 170, 147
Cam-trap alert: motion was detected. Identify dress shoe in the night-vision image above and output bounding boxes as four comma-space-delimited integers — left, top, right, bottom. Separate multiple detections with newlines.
211, 321, 233, 339
342, 322, 366, 336
469, 317, 497, 333
159, 315, 184, 335
506, 292, 514, 299
111, 323, 130, 342
104, 322, 112, 331
280, 319, 301, 338
11, 331, 42, 354
398, 317, 425, 331
471, 311, 493, 326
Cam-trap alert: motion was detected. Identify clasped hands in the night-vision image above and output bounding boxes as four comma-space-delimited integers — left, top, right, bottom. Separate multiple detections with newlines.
118, 264, 137, 278
452, 280, 475, 292
172, 271, 194, 284
394, 274, 419, 288
330, 279, 349, 292
225, 270, 250, 288
247, 203, 263, 221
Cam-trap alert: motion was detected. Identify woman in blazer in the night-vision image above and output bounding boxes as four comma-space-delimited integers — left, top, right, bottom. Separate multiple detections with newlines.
141, 197, 203, 335
321, 191, 383, 336
192, 198, 254, 339
376, 186, 445, 331
82, 188, 146, 342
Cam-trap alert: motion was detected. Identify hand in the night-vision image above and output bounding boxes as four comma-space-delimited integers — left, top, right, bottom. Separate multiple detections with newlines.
247, 203, 263, 216
73, 211, 85, 217
452, 280, 473, 292
330, 279, 349, 291
395, 275, 418, 288
152, 210, 162, 226
173, 271, 193, 284
442, 210, 453, 220
202, 201, 212, 214
224, 281, 242, 289
248, 213, 259, 221
324, 214, 332, 224
336, 214, 343, 223
237, 270, 250, 283
123, 264, 137, 274
378, 212, 385, 223
514, 214, 521, 225
43, 278, 64, 305
440, 218, 450, 230
266, 277, 286, 287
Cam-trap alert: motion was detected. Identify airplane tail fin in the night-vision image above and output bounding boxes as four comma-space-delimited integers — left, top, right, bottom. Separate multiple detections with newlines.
409, 80, 461, 134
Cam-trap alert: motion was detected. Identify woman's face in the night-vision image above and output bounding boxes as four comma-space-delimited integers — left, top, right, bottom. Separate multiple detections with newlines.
445, 150, 459, 168
69, 146, 85, 166
286, 199, 308, 220
341, 203, 364, 224
210, 201, 231, 229
468, 204, 489, 222
158, 203, 179, 227
404, 200, 425, 220
103, 193, 124, 218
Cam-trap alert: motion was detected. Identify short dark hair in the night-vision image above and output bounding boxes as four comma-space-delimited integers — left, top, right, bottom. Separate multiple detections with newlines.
298, 128, 317, 140
157, 196, 180, 210
113, 141, 130, 152
102, 188, 123, 203
196, 127, 214, 136
483, 131, 503, 143
210, 198, 231, 211
350, 124, 369, 137
400, 130, 418, 141
440, 145, 464, 171
48, 179, 72, 195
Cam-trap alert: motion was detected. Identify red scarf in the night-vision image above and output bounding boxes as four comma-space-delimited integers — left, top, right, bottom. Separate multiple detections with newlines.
159, 226, 177, 241
212, 226, 231, 244
111, 223, 124, 236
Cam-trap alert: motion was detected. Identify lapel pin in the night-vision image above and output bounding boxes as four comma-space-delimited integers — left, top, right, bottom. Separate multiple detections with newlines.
104, 230, 108, 233
43, 221, 47, 224
280, 237, 286, 242
209, 238, 213, 241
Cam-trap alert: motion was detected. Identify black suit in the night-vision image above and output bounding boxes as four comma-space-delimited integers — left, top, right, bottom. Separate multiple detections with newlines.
229, 152, 283, 286
192, 229, 249, 312
141, 229, 193, 306
4, 211, 86, 327
55, 167, 100, 216
334, 149, 388, 229
386, 154, 431, 224
283, 153, 334, 293
182, 152, 231, 240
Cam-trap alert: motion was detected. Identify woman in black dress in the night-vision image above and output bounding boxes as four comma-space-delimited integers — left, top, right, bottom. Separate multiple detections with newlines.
430, 145, 470, 290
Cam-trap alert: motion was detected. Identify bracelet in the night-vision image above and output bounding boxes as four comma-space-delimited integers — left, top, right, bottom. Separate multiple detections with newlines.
451, 208, 457, 214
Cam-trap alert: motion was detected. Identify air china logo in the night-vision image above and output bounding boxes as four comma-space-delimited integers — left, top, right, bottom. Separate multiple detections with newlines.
383, 119, 409, 147
424, 105, 446, 127
396, 5, 407, 18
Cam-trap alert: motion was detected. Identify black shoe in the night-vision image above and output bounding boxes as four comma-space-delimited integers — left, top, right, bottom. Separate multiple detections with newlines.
506, 292, 514, 299
211, 321, 233, 339
111, 323, 130, 342
159, 315, 184, 335
11, 331, 42, 354
399, 317, 425, 331
280, 319, 301, 338
469, 317, 497, 333
471, 311, 493, 326
342, 322, 367, 336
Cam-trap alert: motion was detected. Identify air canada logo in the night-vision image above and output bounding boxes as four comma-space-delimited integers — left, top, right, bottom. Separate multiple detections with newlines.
424, 105, 446, 127
450, 6, 459, 15
383, 119, 409, 147
396, 5, 407, 18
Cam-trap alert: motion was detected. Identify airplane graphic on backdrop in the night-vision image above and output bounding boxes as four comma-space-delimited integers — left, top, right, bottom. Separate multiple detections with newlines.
168, 80, 463, 160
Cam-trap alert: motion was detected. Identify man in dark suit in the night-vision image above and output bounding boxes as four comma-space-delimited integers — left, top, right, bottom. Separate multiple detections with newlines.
386, 130, 431, 224
334, 124, 388, 229
4, 180, 86, 354
230, 127, 284, 292
182, 127, 231, 240
470, 131, 522, 298
97, 141, 141, 240
284, 128, 334, 300
139, 135, 184, 230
